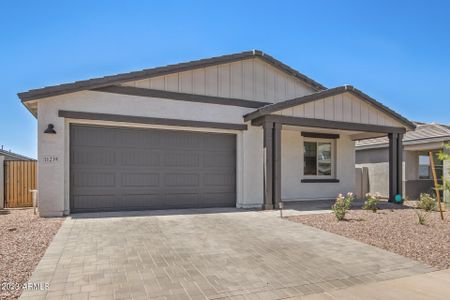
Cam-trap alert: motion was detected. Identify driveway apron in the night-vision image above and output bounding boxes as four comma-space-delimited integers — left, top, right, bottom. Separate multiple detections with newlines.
20, 209, 434, 299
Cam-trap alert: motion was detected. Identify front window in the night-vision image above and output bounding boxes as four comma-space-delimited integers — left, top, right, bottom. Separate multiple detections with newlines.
418, 151, 443, 180
304, 140, 333, 177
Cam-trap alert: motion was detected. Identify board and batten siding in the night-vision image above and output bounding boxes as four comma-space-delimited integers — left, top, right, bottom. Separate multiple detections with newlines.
121, 58, 316, 103
274, 92, 404, 128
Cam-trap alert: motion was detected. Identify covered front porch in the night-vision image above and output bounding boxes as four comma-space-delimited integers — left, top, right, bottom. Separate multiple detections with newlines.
244, 85, 414, 209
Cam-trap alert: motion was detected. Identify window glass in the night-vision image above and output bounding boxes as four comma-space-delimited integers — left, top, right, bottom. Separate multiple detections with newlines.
418, 152, 443, 180
303, 141, 333, 176
318, 143, 332, 175
304, 142, 317, 175
434, 153, 444, 180
418, 155, 430, 179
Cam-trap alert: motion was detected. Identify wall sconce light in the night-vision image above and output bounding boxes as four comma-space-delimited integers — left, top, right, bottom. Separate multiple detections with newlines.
44, 124, 56, 134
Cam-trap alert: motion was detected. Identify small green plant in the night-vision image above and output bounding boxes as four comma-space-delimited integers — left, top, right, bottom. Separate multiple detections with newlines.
418, 193, 436, 212
415, 209, 428, 225
363, 193, 379, 212
332, 192, 354, 221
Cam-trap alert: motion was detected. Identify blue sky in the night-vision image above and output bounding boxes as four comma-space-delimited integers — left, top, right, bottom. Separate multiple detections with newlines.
1, 1, 449, 158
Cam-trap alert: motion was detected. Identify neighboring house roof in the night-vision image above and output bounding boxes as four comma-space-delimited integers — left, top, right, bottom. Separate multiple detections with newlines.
243, 85, 416, 130
356, 122, 450, 149
0, 148, 35, 160
17, 50, 326, 102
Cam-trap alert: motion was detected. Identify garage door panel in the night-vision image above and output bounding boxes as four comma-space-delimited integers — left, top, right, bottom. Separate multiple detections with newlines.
164, 173, 200, 187
204, 152, 236, 167
202, 134, 236, 149
72, 126, 116, 147
199, 193, 235, 207
203, 173, 235, 186
163, 193, 200, 208
163, 151, 201, 168
120, 150, 161, 166
71, 147, 116, 166
121, 173, 160, 187
162, 132, 204, 149
117, 128, 162, 148
73, 171, 116, 188
70, 125, 236, 212
72, 195, 117, 209
72, 189, 120, 197
119, 194, 164, 208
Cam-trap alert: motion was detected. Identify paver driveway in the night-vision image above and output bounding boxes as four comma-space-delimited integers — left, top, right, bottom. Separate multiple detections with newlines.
21, 209, 434, 300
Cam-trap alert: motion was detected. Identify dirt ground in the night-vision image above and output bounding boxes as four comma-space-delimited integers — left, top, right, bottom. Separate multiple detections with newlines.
0, 208, 64, 299
288, 201, 450, 270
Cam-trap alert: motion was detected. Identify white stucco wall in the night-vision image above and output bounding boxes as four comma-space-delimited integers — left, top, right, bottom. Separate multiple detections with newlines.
404, 151, 418, 181
355, 162, 389, 196
37, 91, 264, 216
281, 130, 355, 201
239, 125, 264, 208
356, 150, 410, 198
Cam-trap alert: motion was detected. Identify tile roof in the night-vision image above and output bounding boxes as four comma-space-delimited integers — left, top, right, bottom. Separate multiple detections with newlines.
356, 122, 450, 148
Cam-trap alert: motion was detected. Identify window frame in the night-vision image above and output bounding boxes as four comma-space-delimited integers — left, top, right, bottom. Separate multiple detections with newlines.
302, 137, 336, 179
418, 151, 443, 180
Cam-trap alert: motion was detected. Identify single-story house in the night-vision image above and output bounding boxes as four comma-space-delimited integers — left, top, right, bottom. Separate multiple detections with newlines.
356, 122, 450, 200
18, 50, 415, 216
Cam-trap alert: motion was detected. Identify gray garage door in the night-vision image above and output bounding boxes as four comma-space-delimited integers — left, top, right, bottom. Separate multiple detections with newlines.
70, 125, 236, 213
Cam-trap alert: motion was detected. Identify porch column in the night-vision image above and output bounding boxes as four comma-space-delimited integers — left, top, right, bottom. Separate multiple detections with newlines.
388, 133, 397, 202
263, 121, 274, 209
389, 133, 403, 202
397, 133, 403, 199
273, 122, 282, 208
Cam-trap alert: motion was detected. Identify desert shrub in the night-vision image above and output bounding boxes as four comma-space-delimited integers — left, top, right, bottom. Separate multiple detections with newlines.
415, 209, 429, 225
418, 193, 436, 212
332, 192, 354, 221
363, 193, 379, 212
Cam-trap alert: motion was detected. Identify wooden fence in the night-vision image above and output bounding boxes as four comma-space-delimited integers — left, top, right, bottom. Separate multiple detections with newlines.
4, 160, 37, 208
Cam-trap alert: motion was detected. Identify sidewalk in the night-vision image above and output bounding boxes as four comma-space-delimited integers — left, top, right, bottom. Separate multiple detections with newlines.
298, 268, 450, 300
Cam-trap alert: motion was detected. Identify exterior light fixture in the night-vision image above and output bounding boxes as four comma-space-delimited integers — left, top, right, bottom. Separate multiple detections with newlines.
44, 124, 56, 134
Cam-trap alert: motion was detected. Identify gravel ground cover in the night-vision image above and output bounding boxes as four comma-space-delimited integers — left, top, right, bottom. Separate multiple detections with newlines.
288, 201, 450, 270
0, 209, 64, 299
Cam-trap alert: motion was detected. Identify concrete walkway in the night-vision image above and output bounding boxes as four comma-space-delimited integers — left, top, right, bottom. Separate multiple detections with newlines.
21, 208, 434, 300
298, 268, 450, 300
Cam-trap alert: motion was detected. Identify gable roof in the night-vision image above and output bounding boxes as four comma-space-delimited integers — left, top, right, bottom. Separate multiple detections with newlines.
243, 85, 416, 130
17, 50, 326, 102
356, 122, 450, 149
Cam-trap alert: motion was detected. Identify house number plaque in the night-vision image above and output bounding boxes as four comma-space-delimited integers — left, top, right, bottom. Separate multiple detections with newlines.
42, 156, 58, 163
